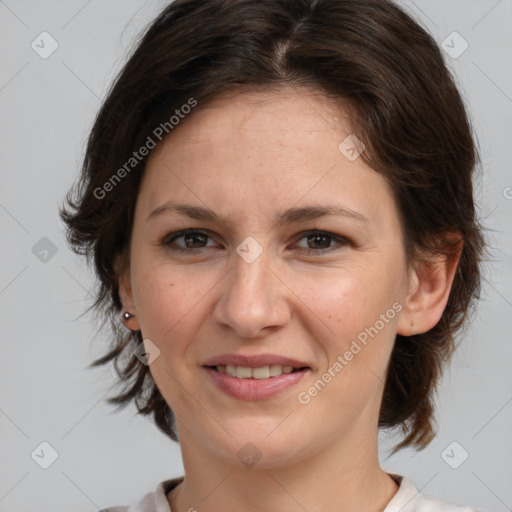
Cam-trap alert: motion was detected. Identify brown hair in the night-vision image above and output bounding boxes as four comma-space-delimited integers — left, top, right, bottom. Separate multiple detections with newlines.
60, 0, 484, 451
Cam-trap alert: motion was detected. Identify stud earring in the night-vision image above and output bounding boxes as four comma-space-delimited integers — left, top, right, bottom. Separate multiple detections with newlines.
122, 312, 134, 323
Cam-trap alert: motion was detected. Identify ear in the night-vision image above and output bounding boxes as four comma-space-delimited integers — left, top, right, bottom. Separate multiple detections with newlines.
116, 251, 141, 331
397, 233, 463, 336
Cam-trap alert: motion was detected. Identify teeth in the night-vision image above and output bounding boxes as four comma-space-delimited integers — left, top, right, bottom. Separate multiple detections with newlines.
269, 364, 283, 377
252, 366, 269, 379
236, 366, 252, 378
226, 364, 237, 377
216, 364, 299, 379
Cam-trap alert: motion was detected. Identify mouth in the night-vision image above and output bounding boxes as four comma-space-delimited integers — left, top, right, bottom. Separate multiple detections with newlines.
206, 364, 309, 379
201, 353, 312, 400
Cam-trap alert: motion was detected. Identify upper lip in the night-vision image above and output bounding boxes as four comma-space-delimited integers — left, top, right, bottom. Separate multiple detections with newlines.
202, 353, 310, 369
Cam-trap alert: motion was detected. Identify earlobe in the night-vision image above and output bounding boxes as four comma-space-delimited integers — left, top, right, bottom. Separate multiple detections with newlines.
397, 235, 463, 336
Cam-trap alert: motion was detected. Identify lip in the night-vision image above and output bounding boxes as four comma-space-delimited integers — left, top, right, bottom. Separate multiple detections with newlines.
204, 366, 310, 400
202, 353, 310, 369
202, 353, 312, 401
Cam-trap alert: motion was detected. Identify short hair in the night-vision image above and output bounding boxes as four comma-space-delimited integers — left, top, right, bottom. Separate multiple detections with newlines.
60, 0, 484, 451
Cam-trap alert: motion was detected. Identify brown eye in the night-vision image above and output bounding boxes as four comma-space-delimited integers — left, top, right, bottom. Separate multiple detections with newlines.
181, 232, 208, 248
161, 230, 216, 252
294, 230, 349, 255
306, 233, 332, 250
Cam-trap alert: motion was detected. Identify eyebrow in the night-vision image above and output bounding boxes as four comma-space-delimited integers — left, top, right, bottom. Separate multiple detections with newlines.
146, 201, 369, 229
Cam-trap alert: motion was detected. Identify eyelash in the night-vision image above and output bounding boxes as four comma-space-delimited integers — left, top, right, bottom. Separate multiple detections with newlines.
160, 229, 350, 256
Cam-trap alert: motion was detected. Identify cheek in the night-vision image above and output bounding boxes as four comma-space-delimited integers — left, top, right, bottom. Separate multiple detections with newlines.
132, 260, 206, 347
307, 265, 400, 338
304, 265, 401, 390
131, 263, 207, 405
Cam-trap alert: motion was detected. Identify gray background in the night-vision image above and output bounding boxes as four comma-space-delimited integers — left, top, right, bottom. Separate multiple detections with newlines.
0, 1, 511, 511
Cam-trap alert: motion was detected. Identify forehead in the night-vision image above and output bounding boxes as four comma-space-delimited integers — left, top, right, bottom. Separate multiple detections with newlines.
138, 86, 399, 233
168, 86, 352, 149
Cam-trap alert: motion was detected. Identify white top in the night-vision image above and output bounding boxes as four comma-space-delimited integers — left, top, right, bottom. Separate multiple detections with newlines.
98, 474, 481, 512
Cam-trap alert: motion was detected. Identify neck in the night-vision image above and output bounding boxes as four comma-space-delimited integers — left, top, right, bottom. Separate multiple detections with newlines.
168, 426, 398, 512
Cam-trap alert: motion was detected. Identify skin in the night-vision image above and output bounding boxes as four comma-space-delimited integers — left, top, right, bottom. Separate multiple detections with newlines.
119, 86, 460, 512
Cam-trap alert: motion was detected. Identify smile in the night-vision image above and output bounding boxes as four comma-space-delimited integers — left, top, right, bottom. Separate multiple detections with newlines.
211, 364, 305, 379
204, 365, 310, 400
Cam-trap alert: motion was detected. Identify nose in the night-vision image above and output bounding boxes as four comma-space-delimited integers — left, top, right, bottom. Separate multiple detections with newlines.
213, 246, 291, 338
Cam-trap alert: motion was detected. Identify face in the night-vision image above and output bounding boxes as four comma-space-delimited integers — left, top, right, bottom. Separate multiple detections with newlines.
121, 86, 413, 469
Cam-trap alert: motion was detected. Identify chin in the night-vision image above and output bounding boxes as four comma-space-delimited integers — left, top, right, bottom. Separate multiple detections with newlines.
203, 428, 309, 471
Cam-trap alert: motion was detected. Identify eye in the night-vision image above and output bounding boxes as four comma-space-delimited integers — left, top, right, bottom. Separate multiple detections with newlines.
159, 229, 349, 256
160, 229, 218, 253
294, 230, 349, 255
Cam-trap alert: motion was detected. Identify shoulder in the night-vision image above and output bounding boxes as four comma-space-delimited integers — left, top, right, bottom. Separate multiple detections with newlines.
385, 474, 482, 512
97, 476, 184, 512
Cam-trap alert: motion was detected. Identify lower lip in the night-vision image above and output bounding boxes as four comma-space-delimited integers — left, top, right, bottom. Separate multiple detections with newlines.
204, 366, 309, 400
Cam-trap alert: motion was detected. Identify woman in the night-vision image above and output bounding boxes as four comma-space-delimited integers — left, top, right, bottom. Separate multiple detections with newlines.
60, 0, 484, 510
